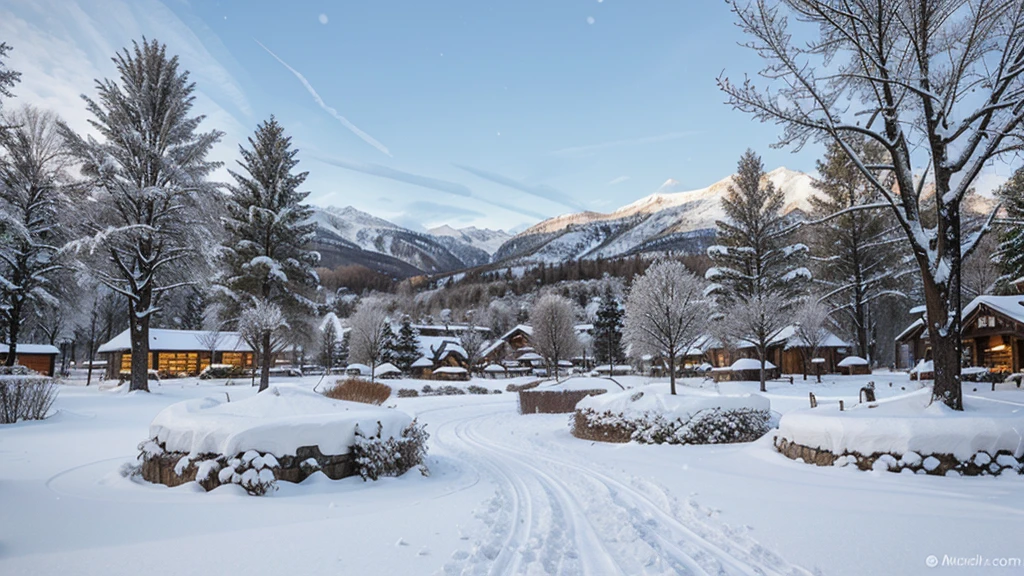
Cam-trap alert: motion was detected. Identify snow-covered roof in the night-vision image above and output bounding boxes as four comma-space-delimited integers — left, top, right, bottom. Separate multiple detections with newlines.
895, 318, 926, 342
375, 362, 401, 375
908, 304, 927, 315
411, 356, 433, 368
837, 356, 868, 367
416, 336, 463, 358
962, 295, 1024, 324
97, 329, 253, 354
0, 343, 59, 355
517, 352, 543, 361
574, 323, 594, 332
483, 364, 506, 372
345, 363, 371, 375
433, 366, 467, 374
480, 339, 505, 359
734, 325, 850, 350
499, 324, 533, 340
729, 358, 777, 371
411, 324, 490, 334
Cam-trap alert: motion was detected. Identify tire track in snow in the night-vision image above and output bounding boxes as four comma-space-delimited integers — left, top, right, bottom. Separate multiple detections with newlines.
433, 405, 812, 575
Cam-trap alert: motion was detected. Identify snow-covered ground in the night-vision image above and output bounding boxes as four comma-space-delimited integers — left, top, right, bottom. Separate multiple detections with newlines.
2, 372, 1023, 575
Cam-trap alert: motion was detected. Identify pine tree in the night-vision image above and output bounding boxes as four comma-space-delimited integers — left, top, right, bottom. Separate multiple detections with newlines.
592, 285, 624, 366
393, 315, 421, 372
808, 139, 908, 360
219, 116, 319, 392
380, 322, 398, 365
0, 107, 71, 365
59, 39, 222, 392
995, 167, 1024, 291
0, 42, 19, 121
707, 149, 807, 391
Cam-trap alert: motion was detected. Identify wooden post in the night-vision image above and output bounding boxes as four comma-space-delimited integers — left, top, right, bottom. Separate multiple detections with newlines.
839, 400, 845, 411
809, 392, 817, 408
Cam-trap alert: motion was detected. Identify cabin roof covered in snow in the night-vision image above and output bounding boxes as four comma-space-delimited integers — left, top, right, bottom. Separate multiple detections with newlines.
962, 295, 1024, 325
895, 317, 926, 342
97, 329, 253, 354
734, 325, 849, 350
411, 356, 433, 368
729, 357, 777, 371
375, 362, 400, 374
0, 343, 60, 355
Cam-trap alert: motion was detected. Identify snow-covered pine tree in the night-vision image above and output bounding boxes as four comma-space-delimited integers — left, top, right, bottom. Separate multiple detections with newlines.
592, 284, 624, 367
623, 260, 710, 395
392, 315, 421, 372
0, 107, 72, 366
0, 42, 19, 121
219, 116, 319, 392
706, 150, 807, 392
59, 39, 222, 392
808, 139, 908, 361
995, 167, 1024, 292
380, 322, 398, 366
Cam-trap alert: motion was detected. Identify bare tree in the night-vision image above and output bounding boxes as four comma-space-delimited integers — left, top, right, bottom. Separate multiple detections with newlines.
347, 300, 390, 383
238, 299, 286, 389
529, 294, 580, 382
196, 312, 224, 371
720, 291, 791, 392
719, 0, 1024, 409
459, 325, 486, 374
59, 39, 222, 392
624, 260, 711, 395
793, 298, 833, 381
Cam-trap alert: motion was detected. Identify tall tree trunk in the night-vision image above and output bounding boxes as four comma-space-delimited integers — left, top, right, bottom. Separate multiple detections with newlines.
4, 301, 19, 366
758, 346, 767, 393
922, 262, 964, 411
259, 330, 271, 392
668, 350, 676, 395
130, 294, 151, 392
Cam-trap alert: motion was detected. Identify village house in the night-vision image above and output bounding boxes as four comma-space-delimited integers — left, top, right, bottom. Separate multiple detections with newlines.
97, 329, 255, 380
0, 343, 60, 376
895, 295, 1024, 374
705, 325, 852, 375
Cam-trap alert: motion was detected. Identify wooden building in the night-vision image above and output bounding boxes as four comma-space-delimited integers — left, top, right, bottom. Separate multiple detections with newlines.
97, 329, 254, 380
707, 326, 852, 375
894, 295, 1024, 374
0, 343, 60, 376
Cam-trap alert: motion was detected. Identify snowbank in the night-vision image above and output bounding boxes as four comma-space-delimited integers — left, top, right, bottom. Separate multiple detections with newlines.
150, 385, 412, 457
777, 388, 1024, 462
578, 383, 770, 420
539, 377, 624, 393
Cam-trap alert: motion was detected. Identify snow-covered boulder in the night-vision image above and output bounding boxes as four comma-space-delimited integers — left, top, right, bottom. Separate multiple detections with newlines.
775, 388, 1024, 476
138, 386, 427, 493
573, 384, 771, 445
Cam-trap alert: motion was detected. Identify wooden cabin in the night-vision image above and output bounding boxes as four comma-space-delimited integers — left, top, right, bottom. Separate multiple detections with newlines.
894, 295, 1024, 374
707, 326, 852, 375
0, 343, 59, 376
97, 329, 254, 380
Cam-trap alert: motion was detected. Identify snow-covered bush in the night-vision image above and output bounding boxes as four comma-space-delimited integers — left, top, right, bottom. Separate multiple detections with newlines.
0, 365, 30, 376
397, 388, 419, 398
352, 419, 430, 481
323, 378, 392, 405
466, 385, 490, 395
0, 375, 59, 424
574, 407, 770, 445
421, 385, 466, 396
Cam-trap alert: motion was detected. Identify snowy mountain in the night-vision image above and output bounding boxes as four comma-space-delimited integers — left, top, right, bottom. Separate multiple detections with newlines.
493, 167, 818, 265
310, 206, 492, 276
428, 225, 512, 256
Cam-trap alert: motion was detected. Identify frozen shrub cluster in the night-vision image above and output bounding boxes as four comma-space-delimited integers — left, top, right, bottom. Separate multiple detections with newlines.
0, 365, 30, 376
0, 375, 59, 424
466, 385, 490, 395
352, 419, 430, 481
421, 385, 466, 396
573, 407, 771, 445
397, 388, 419, 398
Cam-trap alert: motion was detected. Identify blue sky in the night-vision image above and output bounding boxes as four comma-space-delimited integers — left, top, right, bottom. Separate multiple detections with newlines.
1, 0, 1012, 232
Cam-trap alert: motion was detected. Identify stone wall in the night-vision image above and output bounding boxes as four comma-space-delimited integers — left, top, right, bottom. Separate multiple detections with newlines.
140, 440, 354, 492
774, 436, 1024, 477
518, 389, 607, 414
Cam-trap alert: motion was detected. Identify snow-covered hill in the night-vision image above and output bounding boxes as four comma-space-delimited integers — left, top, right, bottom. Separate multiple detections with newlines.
310, 206, 492, 276
493, 167, 818, 265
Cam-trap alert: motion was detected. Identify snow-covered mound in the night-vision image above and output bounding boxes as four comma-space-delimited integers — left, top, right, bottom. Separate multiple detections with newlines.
777, 388, 1024, 461
729, 358, 777, 371
578, 383, 770, 420
150, 385, 412, 457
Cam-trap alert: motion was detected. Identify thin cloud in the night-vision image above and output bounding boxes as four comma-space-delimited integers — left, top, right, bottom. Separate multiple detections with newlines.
255, 39, 392, 157
551, 130, 699, 158
312, 155, 548, 221
453, 163, 585, 211
607, 175, 630, 186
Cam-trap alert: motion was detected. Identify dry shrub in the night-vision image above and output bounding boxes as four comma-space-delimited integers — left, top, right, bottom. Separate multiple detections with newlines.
1, 376, 59, 424
323, 378, 392, 405
518, 389, 606, 414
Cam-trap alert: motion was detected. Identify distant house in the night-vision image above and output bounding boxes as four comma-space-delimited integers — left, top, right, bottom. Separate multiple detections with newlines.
706, 325, 852, 375
97, 329, 254, 379
0, 343, 59, 376
894, 295, 1024, 373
